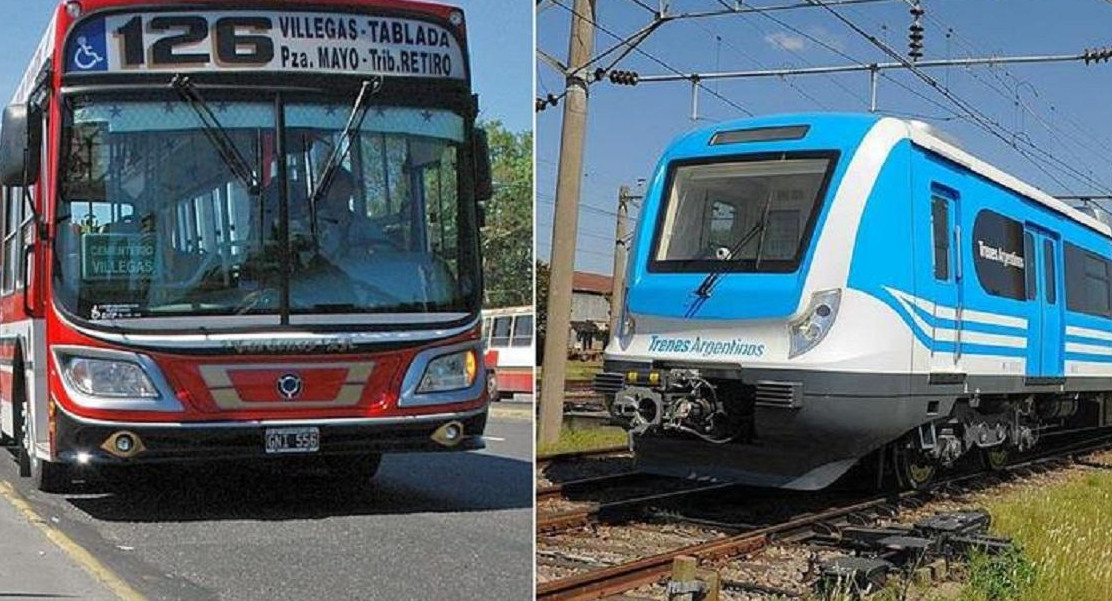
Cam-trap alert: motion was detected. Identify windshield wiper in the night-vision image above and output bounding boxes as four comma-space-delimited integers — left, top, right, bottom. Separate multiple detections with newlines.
307, 77, 385, 240
170, 75, 260, 194
687, 190, 776, 310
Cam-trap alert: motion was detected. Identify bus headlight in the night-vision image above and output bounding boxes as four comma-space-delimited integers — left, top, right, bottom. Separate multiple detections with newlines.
61, 356, 159, 398
788, 289, 841, 358
418, 349, 478, 393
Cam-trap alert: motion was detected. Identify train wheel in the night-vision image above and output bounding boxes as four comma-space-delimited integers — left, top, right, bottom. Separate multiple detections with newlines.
895, 441, 937, 490
980, 447, 1010, 471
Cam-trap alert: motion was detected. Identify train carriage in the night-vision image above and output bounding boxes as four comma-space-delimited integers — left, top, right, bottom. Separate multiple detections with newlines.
596, 113, 1112, 490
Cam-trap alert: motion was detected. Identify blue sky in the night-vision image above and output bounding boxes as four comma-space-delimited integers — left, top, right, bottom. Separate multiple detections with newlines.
538, 0, 1112, 274
0, 0, 532, 133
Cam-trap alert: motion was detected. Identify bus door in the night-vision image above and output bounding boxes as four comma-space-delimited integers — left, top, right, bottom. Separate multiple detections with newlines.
1024, 226, 1063, 379
929, 189, 962, 371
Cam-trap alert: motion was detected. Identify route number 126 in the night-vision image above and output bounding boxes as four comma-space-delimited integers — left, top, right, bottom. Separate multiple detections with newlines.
115, 16, 276, 66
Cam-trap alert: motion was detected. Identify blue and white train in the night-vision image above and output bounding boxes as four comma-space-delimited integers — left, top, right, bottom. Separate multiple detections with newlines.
594, 113, 1112, 490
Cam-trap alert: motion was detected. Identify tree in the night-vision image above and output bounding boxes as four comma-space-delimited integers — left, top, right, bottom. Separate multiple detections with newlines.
480, 121, 533, 309
535, 260, 550, 362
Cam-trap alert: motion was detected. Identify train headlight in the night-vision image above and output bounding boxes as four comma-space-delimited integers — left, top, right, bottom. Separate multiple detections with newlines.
618, 289, 635, 344
418, 349, 479, 393
60, 355, 159, 398
788, 289, 842, 358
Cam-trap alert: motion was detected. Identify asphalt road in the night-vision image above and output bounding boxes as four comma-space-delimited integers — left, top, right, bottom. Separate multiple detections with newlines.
0, 409, 533, 601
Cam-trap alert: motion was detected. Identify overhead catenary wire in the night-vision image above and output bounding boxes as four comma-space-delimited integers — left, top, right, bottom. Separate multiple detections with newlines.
805, 0, 1112, 196
541, 0, 753, 116
913, 8, 1112, 191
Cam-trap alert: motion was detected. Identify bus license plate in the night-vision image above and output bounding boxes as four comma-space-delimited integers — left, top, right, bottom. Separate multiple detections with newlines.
264, 427, 320, 454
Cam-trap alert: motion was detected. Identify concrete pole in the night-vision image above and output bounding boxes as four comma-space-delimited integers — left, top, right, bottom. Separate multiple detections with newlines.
538, 0, 596, 445
609, 186, 631, 339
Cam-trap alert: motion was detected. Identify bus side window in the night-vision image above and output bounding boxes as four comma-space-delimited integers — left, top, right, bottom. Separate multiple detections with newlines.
511, 314, 534, 347
2, 185, 24, 295
490, 316, 512, 348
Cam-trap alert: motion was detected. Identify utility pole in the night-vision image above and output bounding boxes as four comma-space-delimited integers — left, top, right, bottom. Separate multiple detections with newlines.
538, 0, 595, 446
609, 186, 641, 338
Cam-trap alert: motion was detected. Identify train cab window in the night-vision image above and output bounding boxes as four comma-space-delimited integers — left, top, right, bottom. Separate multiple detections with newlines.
490, 316, 512, 348
511, 314, 534, 347
931, 197, 950, 280
1066, 243, 1112, 318
971, 210, 1026, 301
651, 155, 836, 273
1044, 240, 1057, 304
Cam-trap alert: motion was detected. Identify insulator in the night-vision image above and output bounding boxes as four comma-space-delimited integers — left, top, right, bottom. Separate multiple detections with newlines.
1084, 47, 1112, 65
608, 70, 640, 85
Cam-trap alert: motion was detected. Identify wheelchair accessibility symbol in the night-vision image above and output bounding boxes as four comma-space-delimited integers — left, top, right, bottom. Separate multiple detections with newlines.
73, 36, 105, 71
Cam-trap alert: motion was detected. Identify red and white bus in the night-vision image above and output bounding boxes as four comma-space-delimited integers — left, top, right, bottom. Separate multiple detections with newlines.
0, 0, 494, 491
481, 306, 533, 398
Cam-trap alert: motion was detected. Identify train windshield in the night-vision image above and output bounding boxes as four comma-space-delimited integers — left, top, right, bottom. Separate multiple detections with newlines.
652, 156, 835, 273
55, 96, 478, 323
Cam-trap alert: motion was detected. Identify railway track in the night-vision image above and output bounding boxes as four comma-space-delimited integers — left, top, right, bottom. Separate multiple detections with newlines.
536, 445, 630, 468
536, 432, 1112, 601
537, 471, 650, 503
537, 479, 745, 534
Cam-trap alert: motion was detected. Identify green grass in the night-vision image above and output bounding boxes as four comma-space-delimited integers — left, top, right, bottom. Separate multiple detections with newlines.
536, 425, 628, 457
535, 360, 603, 382
945, 457, 1112, 601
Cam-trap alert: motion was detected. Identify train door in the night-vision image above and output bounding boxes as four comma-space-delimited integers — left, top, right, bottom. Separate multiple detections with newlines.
1024, 226, 1064, 379
929, 189, 962, 370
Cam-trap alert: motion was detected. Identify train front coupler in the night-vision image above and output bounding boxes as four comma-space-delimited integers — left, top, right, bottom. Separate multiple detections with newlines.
609, 369, 738, 443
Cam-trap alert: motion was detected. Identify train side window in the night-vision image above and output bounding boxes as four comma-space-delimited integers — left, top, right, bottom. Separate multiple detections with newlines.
511, 314, 534, 347
490, 316, 512, 348
1065, 242, 1112, 318
1024, 233, 1036, 300
931, 197, 950, 280
1044, 240, 1056, 304
971, 210, 1025, 301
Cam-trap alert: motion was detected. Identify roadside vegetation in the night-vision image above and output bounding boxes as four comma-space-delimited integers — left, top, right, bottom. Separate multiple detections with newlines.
534, 359, 604, 383
940, 452, 1112, 601
536, 425, 628, 457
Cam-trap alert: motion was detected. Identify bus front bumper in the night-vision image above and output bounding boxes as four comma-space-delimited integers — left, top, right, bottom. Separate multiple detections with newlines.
51, 405, 488, 465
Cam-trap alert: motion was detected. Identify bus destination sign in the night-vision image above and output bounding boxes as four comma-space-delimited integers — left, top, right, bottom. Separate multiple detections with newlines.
64, 11, 466, 80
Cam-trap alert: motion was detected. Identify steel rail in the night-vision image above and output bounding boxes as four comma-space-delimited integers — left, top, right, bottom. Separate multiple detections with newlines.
536, 471, 650, 503
537, 481, 742, 535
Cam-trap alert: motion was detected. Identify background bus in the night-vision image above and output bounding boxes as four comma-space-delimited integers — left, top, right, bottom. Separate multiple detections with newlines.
482, 306, 534, 399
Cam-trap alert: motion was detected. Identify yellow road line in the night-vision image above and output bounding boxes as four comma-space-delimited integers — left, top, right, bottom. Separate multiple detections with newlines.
0, 480, 147, 601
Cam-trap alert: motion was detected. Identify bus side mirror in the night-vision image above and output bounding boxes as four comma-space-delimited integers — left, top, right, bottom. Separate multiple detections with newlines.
474, 127, 493, 203
0, 104, 42, 187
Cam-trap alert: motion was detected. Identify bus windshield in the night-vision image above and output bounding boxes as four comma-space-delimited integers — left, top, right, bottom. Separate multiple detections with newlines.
55, 96, 478, 324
